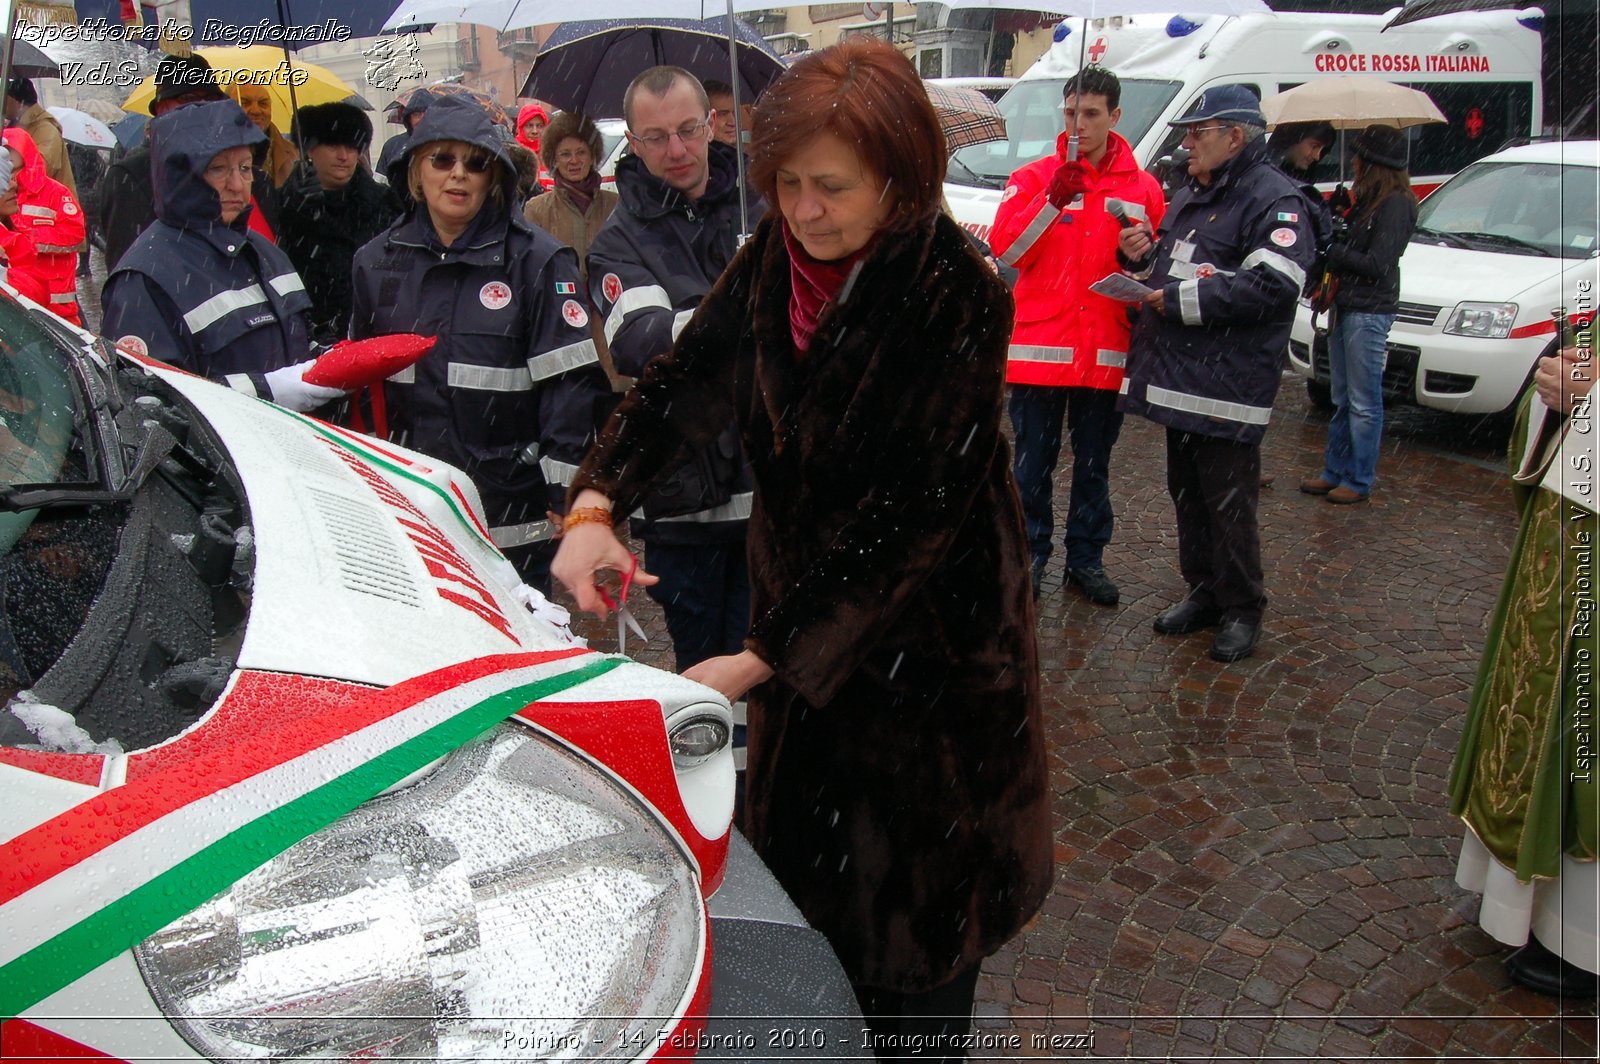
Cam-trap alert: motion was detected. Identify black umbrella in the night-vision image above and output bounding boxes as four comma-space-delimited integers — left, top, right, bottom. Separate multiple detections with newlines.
1385, 0, 1593, 27
10, 40, 58, 80
520, 16, 784, 120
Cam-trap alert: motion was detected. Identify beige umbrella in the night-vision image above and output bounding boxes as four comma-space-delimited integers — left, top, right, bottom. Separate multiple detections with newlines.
1262, 76, 1447, 130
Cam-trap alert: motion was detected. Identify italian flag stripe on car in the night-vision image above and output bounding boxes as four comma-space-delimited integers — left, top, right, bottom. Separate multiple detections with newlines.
0, 651, 624, 1018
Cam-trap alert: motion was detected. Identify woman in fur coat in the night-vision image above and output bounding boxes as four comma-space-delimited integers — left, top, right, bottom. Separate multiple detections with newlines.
554, 37, 1052, 1055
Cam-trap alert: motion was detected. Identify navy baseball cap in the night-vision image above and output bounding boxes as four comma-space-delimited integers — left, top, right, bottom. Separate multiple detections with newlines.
1169, 84, 1265, 128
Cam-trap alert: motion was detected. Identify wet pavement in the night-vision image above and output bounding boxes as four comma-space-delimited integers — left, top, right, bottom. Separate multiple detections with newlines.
578, 378, 1597, 1061
74, 265, 1593, 1058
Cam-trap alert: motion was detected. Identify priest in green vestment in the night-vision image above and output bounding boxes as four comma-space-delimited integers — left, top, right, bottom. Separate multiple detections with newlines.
1452, 335, 1599, 997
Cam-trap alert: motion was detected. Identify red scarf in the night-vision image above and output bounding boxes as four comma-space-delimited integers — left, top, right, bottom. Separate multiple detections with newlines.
783, 221, 872, 355
555, 169, 601, 215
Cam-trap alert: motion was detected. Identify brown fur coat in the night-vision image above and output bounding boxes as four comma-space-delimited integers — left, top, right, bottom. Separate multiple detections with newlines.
572, 211, 1053, 992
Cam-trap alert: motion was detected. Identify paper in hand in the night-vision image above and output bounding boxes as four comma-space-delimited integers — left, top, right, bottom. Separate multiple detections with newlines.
1090, 273, 1156, 302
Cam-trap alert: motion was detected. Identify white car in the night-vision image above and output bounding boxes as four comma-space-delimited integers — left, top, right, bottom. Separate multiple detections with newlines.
0, 291, 856, 1060
1289, 140, 1600, 416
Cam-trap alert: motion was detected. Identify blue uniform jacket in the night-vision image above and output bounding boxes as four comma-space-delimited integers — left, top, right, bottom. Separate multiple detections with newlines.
101, 100, 311, 400
348, 96, 611, 551
1118, 137, 1318, 445
585, 140, 758, 546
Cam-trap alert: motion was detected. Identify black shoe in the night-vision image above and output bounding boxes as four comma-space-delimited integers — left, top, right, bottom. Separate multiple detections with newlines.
1506, 938, 1600, 998
1029, 557, 1046, 600
1066, 566, 1119, 606
1153, 596, 1222, 635
1209, 618, 1261, 662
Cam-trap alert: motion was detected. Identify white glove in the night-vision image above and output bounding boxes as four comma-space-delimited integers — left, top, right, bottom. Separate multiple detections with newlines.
263, 358, 347, 413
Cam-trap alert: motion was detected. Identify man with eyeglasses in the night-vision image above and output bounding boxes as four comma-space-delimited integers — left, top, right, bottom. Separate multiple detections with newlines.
1114, 85, 1317, 663
585, 65, 759, 674
100, 99, 343, 414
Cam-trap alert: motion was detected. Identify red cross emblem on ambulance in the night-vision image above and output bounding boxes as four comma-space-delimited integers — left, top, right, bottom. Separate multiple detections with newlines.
1465, 107, 1485, 140
1088, 36, 1108, 63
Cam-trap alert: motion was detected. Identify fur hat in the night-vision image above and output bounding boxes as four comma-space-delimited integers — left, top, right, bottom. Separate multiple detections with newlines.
1353, 124, 1408, 170
292, 101, 373, 151
539, 111, 603, 172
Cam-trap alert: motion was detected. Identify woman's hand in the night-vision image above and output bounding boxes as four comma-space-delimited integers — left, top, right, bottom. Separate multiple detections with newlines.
550, 490, 658, 618
1535, 344, 1596, 417
682, 650, 775, 703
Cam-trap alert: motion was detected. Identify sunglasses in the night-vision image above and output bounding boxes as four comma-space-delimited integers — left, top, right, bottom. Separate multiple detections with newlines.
426, 151, 493, 174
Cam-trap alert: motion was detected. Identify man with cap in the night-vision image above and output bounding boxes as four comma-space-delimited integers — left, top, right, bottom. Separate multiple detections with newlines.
1116, 84, 1317, 663
4, 77, 77, 204
277, 102, 398, 343
99, 53, 226, 271
99, 99, 342, 414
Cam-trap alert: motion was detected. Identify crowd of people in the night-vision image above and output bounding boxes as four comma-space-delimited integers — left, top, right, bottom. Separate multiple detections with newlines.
0, 35, 1592, 1050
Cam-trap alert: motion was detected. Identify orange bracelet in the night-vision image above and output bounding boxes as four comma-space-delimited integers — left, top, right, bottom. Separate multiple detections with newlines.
561, 506, 615, 536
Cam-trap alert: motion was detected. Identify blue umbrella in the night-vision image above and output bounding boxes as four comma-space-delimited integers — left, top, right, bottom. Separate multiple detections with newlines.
112, 113, 149, 151
188, 0, 395, 48
520, 17, 783, 120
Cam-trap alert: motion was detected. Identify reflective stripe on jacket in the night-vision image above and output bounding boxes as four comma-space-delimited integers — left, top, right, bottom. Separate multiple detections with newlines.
1117, 137, 1317, 445
991, 131, 1166, 390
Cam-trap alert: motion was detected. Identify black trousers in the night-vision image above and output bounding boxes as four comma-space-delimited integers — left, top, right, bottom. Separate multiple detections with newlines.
1165, 427, 1266, 623
854, 966, 981, 1062
643, 539, 751, 672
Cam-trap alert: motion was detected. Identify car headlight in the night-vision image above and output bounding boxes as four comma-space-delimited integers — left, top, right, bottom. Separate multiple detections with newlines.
1443, 301, 1518, 338
135, 725, 703, 1061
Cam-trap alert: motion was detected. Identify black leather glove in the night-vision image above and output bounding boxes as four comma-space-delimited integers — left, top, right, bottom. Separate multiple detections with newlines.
283, 161, 324, 210
1328, 184, 1353, 215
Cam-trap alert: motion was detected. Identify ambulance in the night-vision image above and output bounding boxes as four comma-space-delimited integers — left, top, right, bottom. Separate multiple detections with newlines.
946, 7, 1544, 244
0, 290, 857, 1060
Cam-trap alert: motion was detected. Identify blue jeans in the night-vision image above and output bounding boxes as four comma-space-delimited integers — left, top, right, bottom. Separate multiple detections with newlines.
1321, 309, 1395, 496
1008, 383, 1123, 570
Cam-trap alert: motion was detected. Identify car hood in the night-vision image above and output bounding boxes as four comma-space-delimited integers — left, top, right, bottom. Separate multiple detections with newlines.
1399, 238, 1580, 308
150, 361, 562, 687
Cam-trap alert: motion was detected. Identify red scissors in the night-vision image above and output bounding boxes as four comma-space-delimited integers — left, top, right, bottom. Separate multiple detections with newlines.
596, 557, 648, 655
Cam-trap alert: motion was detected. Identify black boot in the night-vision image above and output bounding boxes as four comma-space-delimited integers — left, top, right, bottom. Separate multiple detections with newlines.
1505, 938, 1600, 998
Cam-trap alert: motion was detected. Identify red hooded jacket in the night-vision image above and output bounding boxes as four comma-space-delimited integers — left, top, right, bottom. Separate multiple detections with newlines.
2, 127, 84, 324
516, 103, 553, 191
990, 130, 1166, 390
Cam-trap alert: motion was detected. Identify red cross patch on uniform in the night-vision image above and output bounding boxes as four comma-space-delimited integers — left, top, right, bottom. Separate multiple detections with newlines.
602, 272, 623, 304
479, 282, 512, 310
1194, 263, 1217, 279
561, 299, 588, 328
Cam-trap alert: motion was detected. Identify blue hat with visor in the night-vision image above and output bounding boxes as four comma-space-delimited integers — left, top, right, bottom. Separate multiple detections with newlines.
1168, 84, 1265, 128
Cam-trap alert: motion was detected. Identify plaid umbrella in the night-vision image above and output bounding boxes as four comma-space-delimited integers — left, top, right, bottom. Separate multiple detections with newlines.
925, 82, 1008, 153
386, 82, 511, 130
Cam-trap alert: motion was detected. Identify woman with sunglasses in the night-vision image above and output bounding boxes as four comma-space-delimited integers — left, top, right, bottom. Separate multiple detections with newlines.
553, 38, 1051, 1054
349, 95, 613, 592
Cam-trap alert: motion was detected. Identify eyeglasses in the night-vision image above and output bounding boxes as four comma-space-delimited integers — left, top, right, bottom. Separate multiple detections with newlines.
203, 162, 256, 183
629, 119, 711, 152
427, 151, 493, 174
554, 148, 591, 163
1183, 124, 1230, 139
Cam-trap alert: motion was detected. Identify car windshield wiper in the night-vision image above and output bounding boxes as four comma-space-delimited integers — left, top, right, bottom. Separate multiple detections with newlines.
1460, 231, 1554, 256
1412, 226, 1472, 249
948, 154, 1004, 190
0, 423, 175, 514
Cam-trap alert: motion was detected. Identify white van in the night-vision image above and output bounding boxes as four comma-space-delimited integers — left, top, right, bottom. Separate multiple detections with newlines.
1288, 139, 1600, 416
946, 8, 1544, 243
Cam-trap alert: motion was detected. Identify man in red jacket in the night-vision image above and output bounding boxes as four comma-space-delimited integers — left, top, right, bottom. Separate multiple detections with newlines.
991, 67, 1166, 603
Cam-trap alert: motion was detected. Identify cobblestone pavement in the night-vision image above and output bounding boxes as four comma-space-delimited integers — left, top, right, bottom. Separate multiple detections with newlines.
574, 379, 1595, 1062
77, 267, 1593, 1060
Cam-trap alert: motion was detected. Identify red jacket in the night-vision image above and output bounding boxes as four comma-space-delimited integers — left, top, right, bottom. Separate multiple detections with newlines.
2, 127, 84, 325
990, 131, 1165, 390
0, 224, 51, 307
